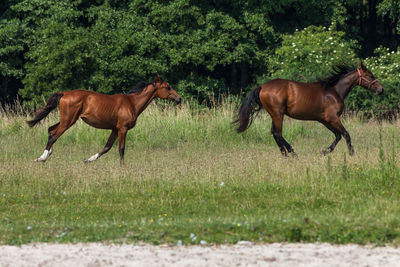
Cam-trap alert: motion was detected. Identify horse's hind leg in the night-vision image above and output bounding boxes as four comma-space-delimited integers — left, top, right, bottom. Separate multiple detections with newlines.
35, 106, 80, 162
271, 123, 288, 156
84, 129, 118, 163
271, 121, 296, 156
280, 134, 296, 156
270, 117, 296, 157
34, 122, 59, 162
35, 123, 74, 162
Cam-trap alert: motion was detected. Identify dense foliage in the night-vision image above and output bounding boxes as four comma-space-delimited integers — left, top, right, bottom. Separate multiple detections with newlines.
0, 0, 399, 112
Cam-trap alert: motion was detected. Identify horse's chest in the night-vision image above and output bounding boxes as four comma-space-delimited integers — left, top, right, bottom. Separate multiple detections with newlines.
116, 115, 137, 129
125, 120, 136, 129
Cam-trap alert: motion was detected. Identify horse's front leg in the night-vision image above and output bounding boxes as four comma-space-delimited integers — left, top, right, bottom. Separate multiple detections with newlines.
321, 119, 354, 155
321, 121, 342, 155
117, 127, 128, 165
84, 129, 118, 163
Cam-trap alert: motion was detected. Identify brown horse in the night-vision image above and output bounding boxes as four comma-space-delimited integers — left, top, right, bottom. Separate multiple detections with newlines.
27, 75, 181, 164
234, 63, 383, 156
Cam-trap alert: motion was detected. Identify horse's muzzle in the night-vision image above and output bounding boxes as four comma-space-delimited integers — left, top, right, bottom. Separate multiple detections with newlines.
376, 88, 384, 95
174, 97, 182, 105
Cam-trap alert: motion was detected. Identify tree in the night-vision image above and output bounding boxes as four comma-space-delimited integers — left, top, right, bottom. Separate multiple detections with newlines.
0, 0, 398, 112
0, 18, 25, 103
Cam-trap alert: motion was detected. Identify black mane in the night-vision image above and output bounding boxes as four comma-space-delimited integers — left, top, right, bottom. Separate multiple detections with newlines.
127, 80, 154, 94
318, 65, 356, 88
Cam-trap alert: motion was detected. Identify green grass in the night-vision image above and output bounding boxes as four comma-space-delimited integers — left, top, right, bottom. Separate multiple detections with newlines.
0, 101, 399, 245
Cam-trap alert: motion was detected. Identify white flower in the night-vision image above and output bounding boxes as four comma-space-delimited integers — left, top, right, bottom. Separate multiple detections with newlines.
56, 232, 67, 238
190, 233, 197, 241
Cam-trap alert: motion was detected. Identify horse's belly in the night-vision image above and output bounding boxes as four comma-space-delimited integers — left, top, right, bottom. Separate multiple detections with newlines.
80, 117, 114, 129
286, 106, 322, 121
287, 113, 319, 121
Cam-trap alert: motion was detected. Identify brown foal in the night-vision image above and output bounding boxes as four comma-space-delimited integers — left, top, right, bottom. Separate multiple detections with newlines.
27, 75, 181, 164
234, 63, 383, 156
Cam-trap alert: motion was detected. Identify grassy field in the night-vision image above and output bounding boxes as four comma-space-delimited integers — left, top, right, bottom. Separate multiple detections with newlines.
0, 100, 399, 245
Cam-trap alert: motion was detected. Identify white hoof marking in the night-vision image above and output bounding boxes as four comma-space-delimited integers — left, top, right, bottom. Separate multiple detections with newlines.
35, 149, 52, 162
86, 153, 100, 162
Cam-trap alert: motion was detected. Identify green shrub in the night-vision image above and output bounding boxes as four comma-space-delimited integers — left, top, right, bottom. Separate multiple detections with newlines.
175, 75, 227, 105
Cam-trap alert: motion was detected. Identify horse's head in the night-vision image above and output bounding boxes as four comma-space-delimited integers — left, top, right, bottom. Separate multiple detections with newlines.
153, 74, 181, 104
357, 62, 384, 95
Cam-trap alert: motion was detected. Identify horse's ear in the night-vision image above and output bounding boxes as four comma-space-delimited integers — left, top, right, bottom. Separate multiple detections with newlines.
359, 62, 366, 70
155, 74, 161, 83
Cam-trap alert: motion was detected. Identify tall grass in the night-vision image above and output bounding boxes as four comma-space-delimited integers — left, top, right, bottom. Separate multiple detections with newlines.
0, 100, 399, 245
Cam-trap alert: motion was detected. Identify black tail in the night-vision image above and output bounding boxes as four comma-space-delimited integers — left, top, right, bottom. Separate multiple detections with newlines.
27, 92, 64, 127
233, 86, 262, 133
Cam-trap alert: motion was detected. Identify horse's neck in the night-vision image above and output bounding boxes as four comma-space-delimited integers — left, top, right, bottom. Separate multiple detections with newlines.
129, 85, 157, 116
333, 72, 358, 100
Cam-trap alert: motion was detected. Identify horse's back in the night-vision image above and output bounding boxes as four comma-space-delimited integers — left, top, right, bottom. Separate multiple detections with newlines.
259, 79, 326, 120
60, 90, 127, 107
62, 89, 124, 100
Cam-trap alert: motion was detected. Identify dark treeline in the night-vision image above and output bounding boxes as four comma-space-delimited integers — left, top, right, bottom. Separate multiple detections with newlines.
0, 0, 399, 113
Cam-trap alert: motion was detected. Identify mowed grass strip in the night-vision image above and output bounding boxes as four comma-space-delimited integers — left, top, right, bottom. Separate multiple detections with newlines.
0, 101, 399, 245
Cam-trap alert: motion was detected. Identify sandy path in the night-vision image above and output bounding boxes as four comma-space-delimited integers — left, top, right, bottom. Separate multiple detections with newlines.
0, 242, 400, 266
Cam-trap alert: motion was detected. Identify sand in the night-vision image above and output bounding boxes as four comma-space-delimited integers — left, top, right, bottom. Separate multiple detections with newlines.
1, 242, 400, 266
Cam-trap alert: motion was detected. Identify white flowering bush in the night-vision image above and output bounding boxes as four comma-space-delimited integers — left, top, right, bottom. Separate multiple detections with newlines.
346, 47, 400, 116
266, 25, 359, 82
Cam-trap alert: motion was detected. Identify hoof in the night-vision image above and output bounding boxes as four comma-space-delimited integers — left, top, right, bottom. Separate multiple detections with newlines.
321, 148, 332, 156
